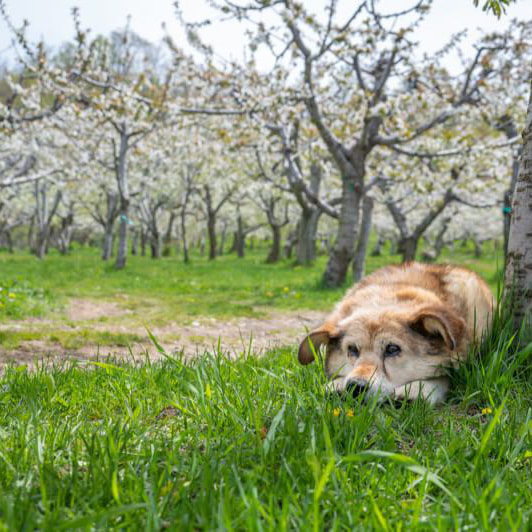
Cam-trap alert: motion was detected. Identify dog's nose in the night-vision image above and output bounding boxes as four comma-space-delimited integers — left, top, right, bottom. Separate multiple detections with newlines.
346, 379, 369, 397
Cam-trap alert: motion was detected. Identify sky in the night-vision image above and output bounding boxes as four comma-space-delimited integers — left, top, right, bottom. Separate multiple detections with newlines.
0, 0, 531, 71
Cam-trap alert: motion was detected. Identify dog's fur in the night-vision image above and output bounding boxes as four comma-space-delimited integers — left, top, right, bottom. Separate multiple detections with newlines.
298, 262, 494, 404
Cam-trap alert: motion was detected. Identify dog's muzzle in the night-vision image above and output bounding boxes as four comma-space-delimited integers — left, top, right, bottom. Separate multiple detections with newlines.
346, 379, 369, 398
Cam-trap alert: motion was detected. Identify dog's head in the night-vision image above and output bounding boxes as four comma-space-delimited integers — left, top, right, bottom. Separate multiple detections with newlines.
298, 305, 466, 403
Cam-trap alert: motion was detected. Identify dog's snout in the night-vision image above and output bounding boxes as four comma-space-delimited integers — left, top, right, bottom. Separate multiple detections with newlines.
346, 379, 369, 397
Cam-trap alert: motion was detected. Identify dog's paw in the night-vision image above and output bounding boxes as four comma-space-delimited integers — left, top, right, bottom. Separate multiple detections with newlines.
393, 378, 449, 405
325, 378, 346, 396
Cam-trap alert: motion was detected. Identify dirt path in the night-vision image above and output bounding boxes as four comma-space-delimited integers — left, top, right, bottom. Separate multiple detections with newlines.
0, 298, 326, 368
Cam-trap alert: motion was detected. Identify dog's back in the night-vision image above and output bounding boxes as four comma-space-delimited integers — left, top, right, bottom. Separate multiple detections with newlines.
331, 262, 494, 349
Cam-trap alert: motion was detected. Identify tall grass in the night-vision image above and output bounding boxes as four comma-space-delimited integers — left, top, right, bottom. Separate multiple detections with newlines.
0, 307, 530, 529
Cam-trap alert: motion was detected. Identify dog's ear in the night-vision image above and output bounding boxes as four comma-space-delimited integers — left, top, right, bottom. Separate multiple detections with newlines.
298, 324, 340, 365
408, 307, 465, 351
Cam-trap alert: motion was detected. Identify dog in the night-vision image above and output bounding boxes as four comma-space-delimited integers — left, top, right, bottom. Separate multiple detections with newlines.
298, 262, 494, 404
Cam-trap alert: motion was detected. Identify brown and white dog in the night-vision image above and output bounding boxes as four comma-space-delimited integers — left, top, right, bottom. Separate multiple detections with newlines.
298, 262, 494, 404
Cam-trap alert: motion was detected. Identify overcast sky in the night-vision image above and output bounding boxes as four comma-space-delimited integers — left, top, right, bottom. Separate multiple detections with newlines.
1, 0, 531, 71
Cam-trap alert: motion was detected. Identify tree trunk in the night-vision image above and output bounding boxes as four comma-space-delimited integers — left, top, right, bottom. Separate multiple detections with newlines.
371, 235, 384, 257
352, 196, 374, 282
323, 179, 361, 287
505, 81, 532, 330
150, 233, 161, 259
115, 202, 129, 270
131, 230, 138, 256
400, 237, 419, 263
27, 214, 35, 250
114, 127, 130, 270
163, 212, 176, 257
102, 231, 114, 260
473, 238, 483, 258
140, 229, 147, 257
180, 209, 189, 264
296, 208, 321, 264
236, 215, 245, 258
36, 229, 48, 259
199, 233, 205, 257
207, 216, 217, 260
266, 225, 282, 264
284, 229, 297, 259
218, 222, 227, 256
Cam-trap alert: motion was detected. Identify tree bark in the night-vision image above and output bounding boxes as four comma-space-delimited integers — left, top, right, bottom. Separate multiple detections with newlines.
114, 128, 130, 270
115, 204, 129, 270
323, 178, 362, 287
371, 236, 384, 257
163, 211, 176, 257
207, 217, 217, 260
103, 232, 114, 260
400, 237, 419, 263
266, 225, 282, 263
131, 230, 138, 256
296, 208, 321, 264
101, 192, 119, 261
180, 208, 189, 264
150, 232, 161, 259
236, 215, 245, 258
505, 81, 532, 330
352, 196, 374, 282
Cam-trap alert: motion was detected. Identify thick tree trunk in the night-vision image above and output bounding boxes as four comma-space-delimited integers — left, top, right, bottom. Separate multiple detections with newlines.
400, 237, 419, 263
503, 155, 520, 262
323, 179, 361, 287
505, 82, 532, 330
266, 225, 282, 264
352, 196, 374, 282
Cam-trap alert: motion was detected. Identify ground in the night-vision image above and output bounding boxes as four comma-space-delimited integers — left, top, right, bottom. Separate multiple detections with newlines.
2, 243, 530, 529
0, 242, 501, 367
0, 297, 325, 367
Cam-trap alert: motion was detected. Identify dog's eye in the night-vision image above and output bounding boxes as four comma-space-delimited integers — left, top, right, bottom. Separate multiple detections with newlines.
347, 344, 359, 357
384, 344, 401, 357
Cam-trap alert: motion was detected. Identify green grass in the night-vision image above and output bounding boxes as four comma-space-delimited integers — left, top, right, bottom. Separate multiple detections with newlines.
0, 240, 503, 323
0, 314, 531, 529
1, 241, 529, 529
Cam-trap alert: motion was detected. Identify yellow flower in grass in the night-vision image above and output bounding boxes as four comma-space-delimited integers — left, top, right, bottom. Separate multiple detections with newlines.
265, 291, 273, 298
523, 450, 532, 460
8, 293, 15, 299
481, 407, 492, 415
282, 286, 290, 294
346, 409, 354, 418
333, 408, 341, 417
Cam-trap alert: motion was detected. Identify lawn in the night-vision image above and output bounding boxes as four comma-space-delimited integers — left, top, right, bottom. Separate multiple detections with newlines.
1, 242, 530, 529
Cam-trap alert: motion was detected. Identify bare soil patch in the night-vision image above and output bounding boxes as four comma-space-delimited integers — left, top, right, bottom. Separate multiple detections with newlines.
0, 298, 326, 368
67, 298, 126, 321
